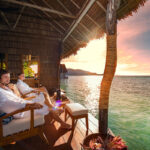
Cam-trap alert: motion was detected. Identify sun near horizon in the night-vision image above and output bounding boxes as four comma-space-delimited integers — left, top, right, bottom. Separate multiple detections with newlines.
61, 37, 150, 76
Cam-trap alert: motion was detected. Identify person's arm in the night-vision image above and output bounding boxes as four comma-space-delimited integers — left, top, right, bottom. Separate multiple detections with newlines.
23, 96, 36, 100
21, 90, 38, 98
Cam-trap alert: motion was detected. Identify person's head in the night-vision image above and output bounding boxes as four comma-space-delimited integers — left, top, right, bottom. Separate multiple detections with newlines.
0, 69, 10, 85
18, 73, 25, 81
49, 88, 57, 97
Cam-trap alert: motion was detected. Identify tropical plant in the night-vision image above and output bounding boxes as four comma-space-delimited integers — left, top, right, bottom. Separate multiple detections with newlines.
23, 62, 35, 77
87, 135, 127, 150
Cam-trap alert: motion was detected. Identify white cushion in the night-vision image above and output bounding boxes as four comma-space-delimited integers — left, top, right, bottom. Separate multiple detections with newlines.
3, 115, 45, 137
65, 103, 88, 116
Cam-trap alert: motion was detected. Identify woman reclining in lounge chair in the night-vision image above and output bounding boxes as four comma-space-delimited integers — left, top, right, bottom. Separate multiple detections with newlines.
16, 73, 53, 107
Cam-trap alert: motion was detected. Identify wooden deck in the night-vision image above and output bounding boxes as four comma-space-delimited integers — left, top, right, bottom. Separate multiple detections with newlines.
1, 112, 99, 150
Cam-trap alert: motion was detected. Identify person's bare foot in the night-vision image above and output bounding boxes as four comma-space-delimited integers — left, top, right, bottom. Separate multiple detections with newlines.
61, 123, 71, 129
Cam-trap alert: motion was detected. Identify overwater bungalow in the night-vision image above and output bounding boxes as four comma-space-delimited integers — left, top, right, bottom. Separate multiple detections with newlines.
60, 64, 68, 79
0, 0, 146, 150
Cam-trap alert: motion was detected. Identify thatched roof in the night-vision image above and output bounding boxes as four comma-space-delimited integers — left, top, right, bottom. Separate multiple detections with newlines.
0, 0, 146, 58
61, 0, 146, 58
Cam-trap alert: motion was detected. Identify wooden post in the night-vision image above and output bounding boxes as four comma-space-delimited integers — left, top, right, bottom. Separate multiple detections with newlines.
57, 41, 63, 89
39, 40, 60, 91
99, 33, 117, 135
99, 0, 120, 135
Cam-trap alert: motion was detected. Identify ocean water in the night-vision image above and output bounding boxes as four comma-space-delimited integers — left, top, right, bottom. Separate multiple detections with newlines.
60, 76, 150, 150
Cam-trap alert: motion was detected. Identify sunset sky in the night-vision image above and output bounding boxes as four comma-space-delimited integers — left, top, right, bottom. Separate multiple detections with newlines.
62, 0, 150, 75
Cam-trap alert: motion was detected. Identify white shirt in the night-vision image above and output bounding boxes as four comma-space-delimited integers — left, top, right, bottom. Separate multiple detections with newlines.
0, 87, 49, 118
16, 79, 33, 95
16, 79, 45, 104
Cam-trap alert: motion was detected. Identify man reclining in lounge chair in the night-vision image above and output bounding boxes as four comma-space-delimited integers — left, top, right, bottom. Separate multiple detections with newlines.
0, 69, 71, 129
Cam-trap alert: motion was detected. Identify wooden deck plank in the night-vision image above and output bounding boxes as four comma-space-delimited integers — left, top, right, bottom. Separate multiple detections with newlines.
58, 113, 96, 150
1, 112, 99, 150
59, 114, 85, 150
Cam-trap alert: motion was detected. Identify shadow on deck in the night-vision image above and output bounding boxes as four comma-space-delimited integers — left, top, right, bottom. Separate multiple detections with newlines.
2, 113, 99, 150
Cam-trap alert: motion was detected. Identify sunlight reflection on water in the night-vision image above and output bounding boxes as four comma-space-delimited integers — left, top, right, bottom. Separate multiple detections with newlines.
61, 76, 150, 150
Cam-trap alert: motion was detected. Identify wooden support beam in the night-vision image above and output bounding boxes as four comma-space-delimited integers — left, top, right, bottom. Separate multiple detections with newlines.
13, 6, 25, 29
57, 0, 91, 35
96, 1, 106, 12
56, 0, 90, 41
106, 0, 120, 34
63, 0, 96, 42
0, 10, 12, 29
86, 15, 103, 29
56, 0, 73, 15
30, 0, 65, 35
31, 8, 63, 35
79, 22, 91, 34
70, 0, 103, 32
27, 0, 63, 35
2, 0, 76, 19
99, 0, 120, 135
40, 0, 66, 31
99, 33, 117, 135
41, 0, 86, 43
70, 0, 80, 9
42, 0, 71, 27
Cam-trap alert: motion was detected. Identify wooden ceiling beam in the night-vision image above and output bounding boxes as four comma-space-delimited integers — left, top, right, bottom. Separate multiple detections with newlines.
0, 10, 12, 29
79, 22, 91, 34
30, 0, 65, 34
56, 0, 90, 39
57, 0, 91, 35
2, 0, 76, 19
40, 0, 66, 31
42, 0, 71, 27
70, 0, 80, 9
96, 1, 106, 13
56, 0, 73, 15
31, 7, 64, 35
86, 15, 103, 29
71, 0, 104, 30
42, 0, 87, 43
13, 6, 25, 29
63, 0, 96, 42
57, 0, 91, 56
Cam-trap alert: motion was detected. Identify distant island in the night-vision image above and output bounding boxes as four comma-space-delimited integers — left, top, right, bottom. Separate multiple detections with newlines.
67, 68, 102, 76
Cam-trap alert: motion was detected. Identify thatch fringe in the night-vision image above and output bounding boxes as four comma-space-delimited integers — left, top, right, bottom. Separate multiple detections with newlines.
62, 29, 105, 59
62, 42, 88, 58
118, 0, 146, 20
62, 0, 146, 59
